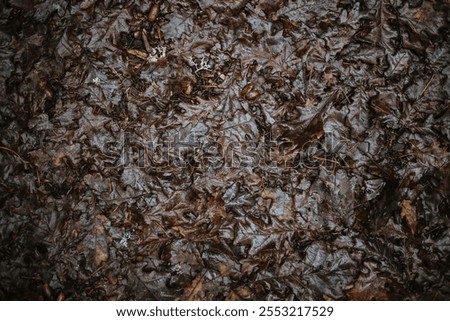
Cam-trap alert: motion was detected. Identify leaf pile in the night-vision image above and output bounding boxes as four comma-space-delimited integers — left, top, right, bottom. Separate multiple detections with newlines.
0, 0, 449, 300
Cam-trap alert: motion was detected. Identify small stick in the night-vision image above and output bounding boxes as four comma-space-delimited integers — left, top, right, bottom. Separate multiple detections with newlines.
312, 155, 340, 164
0, 146, 27, 163
341, 88, 351, 104
419, 74, 435, 97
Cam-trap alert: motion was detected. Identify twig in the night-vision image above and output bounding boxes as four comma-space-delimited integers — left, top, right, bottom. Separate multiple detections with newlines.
340, 88, 352, 104
187, 270, 206, 300
312, 155, 341, 164
0, 146, 28, 163
419, 74, 435, 97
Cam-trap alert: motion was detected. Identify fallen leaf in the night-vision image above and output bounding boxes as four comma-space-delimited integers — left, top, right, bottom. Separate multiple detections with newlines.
347, 281, 388, 301
94, 219, 109, 268
347, 262, 388, 300
95, 241, 109, 267
184, 273, 205, 300
400, 199, 417, 235
80, 0, 95, 10
226, 290, 240, 300
53, 152, 65, 166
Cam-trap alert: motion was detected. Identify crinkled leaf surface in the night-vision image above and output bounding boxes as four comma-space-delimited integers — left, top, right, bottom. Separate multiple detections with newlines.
0, 0, 449, 300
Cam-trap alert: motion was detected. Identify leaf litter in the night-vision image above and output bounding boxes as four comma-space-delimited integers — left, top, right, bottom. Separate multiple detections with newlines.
0, 0, 449, 300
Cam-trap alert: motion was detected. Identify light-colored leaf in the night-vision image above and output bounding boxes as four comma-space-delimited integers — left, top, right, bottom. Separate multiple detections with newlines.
53, 151, 65, 166
93, 216, 109, 268
127, 49, 148, 60
80, 0, 95, 10
400, 199, 417, 235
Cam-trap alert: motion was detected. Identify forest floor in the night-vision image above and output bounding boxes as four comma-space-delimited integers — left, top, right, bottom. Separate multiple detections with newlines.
0, 0, 449, 300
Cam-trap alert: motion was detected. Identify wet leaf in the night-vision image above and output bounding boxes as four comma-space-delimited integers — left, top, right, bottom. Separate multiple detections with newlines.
80, 0, 95, 10
347, 261, 388, 301
401, 199, 417, 235
183, 273, 205, 301
1, 0, 449, 301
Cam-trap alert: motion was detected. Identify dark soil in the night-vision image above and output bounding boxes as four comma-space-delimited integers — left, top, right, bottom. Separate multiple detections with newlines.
0, 0, 449, 300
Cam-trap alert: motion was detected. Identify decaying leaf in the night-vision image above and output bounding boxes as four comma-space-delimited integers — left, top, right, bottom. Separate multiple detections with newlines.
53, 151, 66, 166
93, 218, 110, 268
80, 0, 95, 10
1, 0, 449, 301
226, 287, 252, 300
347, 262, 388, 301
401, 199, 417, 235
183, 273, 205, 301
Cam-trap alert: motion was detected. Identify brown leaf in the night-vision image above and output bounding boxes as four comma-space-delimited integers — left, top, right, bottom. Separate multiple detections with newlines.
94, 221, 109, 268
226, 287, 252, 300
94, 241, 109, 267
53, 151, 65, 166
184, 272, 205, 300
400, 199, 417, 235
347, 262, 388, 300
347, 281, 388, 301
226, 290, 240, 300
